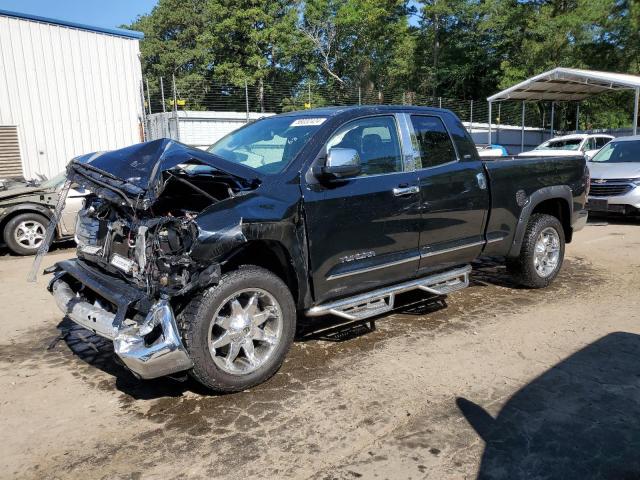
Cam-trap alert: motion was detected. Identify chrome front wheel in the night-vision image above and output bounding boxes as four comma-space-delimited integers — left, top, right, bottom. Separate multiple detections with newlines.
208, 289, 283, 375
179, 265, 296, 392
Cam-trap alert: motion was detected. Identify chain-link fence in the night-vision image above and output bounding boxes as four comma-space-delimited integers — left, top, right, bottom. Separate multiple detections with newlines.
142, 77, 554, 130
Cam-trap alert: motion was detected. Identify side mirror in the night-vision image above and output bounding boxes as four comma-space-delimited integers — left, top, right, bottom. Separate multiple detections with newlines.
315, 148, 361, 180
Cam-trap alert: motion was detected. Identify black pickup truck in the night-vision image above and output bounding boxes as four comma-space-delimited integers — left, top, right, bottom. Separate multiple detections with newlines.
47, 106, 588, 392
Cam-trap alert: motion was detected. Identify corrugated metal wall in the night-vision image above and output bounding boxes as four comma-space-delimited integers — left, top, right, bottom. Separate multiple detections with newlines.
0, 14, 143, 179
146, 111, 275, 150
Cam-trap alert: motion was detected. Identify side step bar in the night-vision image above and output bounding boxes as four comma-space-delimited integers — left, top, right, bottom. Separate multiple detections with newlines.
306, 265, 472, 321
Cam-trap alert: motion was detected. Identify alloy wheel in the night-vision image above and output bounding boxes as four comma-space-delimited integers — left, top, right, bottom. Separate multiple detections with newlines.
207, 288, 283, 375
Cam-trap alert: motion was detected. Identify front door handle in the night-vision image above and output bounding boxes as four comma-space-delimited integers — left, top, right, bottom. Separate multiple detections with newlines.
393, 185, 420, 196
476, 172, 487, 190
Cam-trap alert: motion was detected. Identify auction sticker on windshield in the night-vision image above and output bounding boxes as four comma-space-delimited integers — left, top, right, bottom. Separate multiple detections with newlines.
290, 118, 326, 127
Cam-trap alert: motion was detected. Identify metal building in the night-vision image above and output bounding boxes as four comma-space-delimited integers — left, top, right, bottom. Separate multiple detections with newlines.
146, 111, 275, 150
0, 9, 144, 180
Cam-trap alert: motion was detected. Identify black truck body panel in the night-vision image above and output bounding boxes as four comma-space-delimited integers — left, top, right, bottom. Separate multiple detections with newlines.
50, 105, 588, 316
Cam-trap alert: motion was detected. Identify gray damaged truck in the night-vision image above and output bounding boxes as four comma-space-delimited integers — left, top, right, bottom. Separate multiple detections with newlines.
47, 106, 589, 392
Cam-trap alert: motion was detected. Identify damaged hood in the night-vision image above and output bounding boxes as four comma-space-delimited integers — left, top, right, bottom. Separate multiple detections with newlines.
0, 185, 48, 201
68, 138, 261, 207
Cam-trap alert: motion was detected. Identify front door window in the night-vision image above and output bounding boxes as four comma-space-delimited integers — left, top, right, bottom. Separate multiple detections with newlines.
326, 116, 403, 176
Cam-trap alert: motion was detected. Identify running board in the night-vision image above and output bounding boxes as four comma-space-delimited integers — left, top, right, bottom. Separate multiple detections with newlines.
306, 265, 472, 321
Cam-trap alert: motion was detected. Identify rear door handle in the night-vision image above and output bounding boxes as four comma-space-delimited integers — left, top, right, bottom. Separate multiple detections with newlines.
393, 185, 420, 196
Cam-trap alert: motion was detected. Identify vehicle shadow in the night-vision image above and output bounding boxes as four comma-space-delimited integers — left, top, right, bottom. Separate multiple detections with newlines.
0, 239, 76, 257
470, 256, 523, 289
587, 213, 640, 226
54, 258, 523, 399
55, 318, 209, 399
457, 332, 640, 479
296, 290, 448, 342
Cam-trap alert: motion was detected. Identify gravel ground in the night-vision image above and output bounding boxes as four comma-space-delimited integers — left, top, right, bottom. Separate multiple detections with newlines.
1, 219, 639, 480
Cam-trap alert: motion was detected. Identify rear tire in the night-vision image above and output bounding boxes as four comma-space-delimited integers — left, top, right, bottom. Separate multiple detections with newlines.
178, 265, 296, 393
3, 212, 49, 256
507, 213, 565, 288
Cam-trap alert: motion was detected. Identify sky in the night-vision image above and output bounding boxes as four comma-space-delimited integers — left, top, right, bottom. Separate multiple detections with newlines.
0, 1, 423, 31
0, 0, 157, 30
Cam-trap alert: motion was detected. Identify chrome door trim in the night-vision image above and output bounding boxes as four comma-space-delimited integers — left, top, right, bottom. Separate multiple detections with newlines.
421, 241, 485, 258
486, 236, 505, 244
420, 236, 505, 258
395, 113, 419, 172
327, 254, 421, 281
327, 236, 506, 280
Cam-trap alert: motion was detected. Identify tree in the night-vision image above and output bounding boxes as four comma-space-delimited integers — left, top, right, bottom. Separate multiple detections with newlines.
128, 0, 208, 107
129, 0, 640, 128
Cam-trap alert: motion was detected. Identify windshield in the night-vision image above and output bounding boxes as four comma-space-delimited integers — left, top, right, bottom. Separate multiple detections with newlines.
39, 172, 67, 189
589, 140, 640, 163
535, 138, 582, 151
207, 115, 327, 174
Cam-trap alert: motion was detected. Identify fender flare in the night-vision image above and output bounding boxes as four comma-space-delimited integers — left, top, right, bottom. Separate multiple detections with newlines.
507, 185, 573, 258
0, 203, 56, 240
0, 202, 53, 224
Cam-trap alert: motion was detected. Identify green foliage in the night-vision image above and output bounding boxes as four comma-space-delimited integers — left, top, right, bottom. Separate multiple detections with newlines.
127, 0, 639, 129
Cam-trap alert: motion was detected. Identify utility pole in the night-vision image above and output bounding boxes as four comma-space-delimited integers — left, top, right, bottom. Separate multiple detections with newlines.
172, 73, 180, 141
308, 84, 312, 108
160, 77, 166, 113
521, 101, 526, 152
469, 100, 473, 133
244, 79, 249, 122
488, 101, 492, 145
634, 88, 639, 136
145, 77, 152, 115
139, 80, 147, 141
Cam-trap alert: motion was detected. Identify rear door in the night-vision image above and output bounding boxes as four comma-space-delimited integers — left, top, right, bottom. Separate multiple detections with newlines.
408, 114, 490, 274
302, 114, 422, 303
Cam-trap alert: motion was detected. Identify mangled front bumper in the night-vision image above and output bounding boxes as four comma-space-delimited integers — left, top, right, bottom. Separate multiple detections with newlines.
48, 259, 193, 379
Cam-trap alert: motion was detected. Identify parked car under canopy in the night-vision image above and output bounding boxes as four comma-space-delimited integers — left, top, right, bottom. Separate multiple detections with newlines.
487, 68, 640, 151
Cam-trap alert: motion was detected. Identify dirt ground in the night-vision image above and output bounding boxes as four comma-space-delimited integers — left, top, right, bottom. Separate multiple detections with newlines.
1, 219, 640, 480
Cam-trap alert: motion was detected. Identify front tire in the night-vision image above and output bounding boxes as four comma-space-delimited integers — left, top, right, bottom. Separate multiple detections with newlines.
178, 265, 296, 393
3, 212, 49, 255
507, 213, 565, 288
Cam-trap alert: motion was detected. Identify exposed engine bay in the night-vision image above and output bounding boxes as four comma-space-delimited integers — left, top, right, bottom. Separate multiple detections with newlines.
73, 164, 253, 297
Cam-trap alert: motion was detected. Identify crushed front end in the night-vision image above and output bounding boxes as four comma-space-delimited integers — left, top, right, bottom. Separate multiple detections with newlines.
47, 139, 259, 379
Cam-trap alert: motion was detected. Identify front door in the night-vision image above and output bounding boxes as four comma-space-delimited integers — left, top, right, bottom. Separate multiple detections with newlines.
408, 114, 490, 274
60, 186, 88, 235
303, 115, 422, 303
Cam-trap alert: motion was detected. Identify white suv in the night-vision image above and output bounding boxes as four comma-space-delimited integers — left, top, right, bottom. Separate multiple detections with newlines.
519, 134, 613, 159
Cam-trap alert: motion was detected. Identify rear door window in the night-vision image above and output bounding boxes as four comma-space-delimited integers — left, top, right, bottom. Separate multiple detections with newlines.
410, 115, 458, 168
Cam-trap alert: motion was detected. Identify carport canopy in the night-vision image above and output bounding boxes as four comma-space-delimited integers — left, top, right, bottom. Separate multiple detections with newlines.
486, 67, 640, 147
